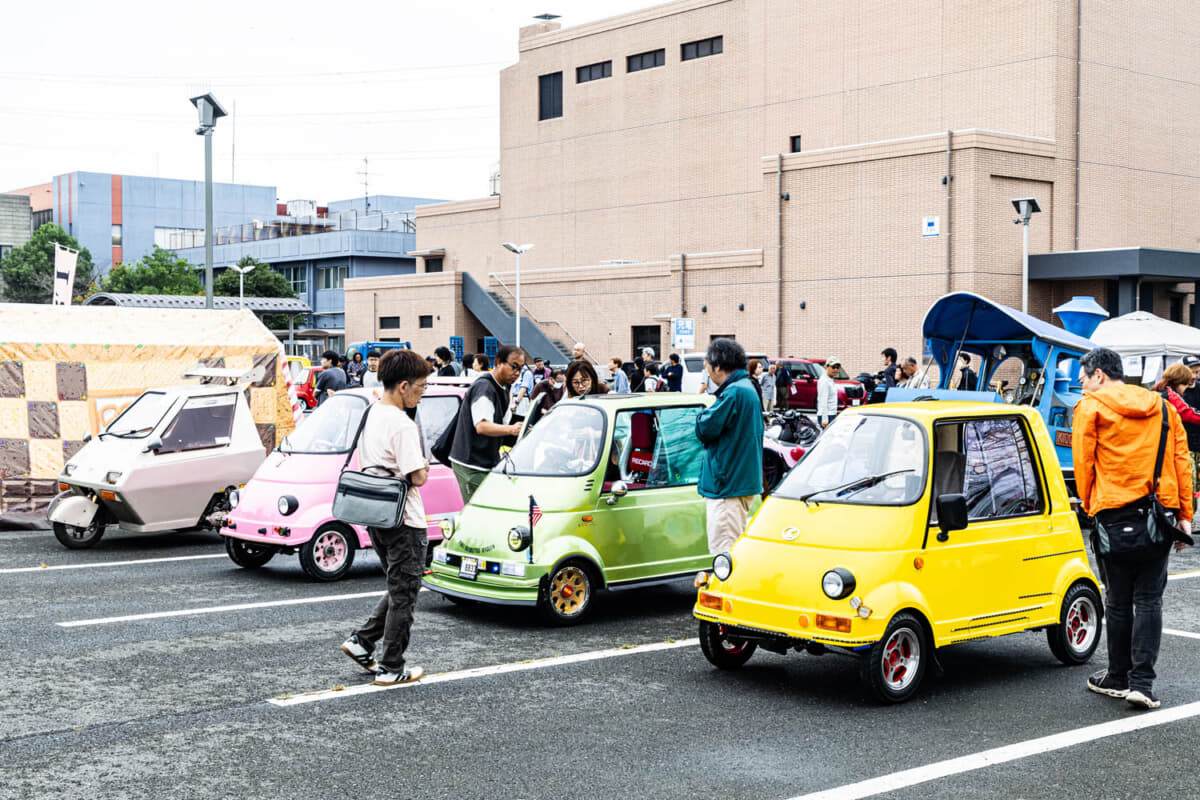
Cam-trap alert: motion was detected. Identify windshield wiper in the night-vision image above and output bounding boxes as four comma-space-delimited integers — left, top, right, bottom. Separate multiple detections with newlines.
496, 449, 515, 476
798, 469, 915, 504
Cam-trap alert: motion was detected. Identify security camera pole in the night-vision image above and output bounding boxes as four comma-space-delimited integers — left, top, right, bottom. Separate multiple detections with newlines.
1011, 197, 1041, 314
190, 93, 228, 309
501, 242, 534, 349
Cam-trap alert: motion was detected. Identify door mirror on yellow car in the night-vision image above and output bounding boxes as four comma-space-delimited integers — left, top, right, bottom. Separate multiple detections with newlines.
936, 493, 968, 541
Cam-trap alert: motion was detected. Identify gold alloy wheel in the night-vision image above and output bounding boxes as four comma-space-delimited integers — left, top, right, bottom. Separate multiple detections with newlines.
550, 565, 589, 616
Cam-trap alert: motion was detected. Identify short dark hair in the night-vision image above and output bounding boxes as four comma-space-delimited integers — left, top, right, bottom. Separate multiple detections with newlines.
352, 351, 363, 362
1080, 347, 1124, 381
474, 353, 489, 370
322, 349, 340, 365
535, 356, 545, 363
882, 348, 897, 363
367, 349, 382, 359
959, 352, 971, 364
550, 367, 566, 378
669, 353, 680, 364
645, 363, 659, 376
378, 349, 428, 390
706, 338, 746, 373
495, 344, 523, 367
434, 346, 453, 362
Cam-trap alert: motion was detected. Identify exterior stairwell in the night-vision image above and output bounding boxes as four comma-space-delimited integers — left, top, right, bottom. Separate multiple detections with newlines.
461, 272, 574, 363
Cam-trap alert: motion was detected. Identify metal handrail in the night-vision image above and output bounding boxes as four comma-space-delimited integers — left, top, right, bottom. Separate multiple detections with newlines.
487, 273, 596, 362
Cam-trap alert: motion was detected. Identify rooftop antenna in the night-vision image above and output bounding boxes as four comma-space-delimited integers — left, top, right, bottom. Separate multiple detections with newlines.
358, 157, 370, 213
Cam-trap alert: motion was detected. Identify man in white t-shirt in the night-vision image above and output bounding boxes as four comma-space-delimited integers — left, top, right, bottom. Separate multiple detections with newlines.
340, 348, 430, 686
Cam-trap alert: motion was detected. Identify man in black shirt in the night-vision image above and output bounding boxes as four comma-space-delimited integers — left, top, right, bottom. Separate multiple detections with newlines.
314, 350, 347, 406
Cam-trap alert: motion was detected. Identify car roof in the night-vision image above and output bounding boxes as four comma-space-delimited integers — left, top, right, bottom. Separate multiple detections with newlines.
845, 400, 1040, 422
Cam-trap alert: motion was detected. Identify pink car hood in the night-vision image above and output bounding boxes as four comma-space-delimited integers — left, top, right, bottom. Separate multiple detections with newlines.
251, 450, 350, 486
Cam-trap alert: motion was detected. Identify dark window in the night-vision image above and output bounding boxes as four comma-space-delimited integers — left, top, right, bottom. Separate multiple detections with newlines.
379, 316, 400, 330
425, 257, 443, 273
790, 135, 802, 153
1170, 295, 1184, 323
627, 49, 666, 73
419, 315, 433, 329
576, 60, 612, 83
681, 36, 722, 61
936, 417, 1043, 520
538, 72, 563, 120
710, 334, 735, 342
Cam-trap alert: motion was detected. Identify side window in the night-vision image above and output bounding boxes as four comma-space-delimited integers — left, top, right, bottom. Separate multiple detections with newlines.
962, 418, 1043, 519
684, 356, 704, 373
416, 396, 459, 461
159, 394, 237, 454
647, 406, 704, 487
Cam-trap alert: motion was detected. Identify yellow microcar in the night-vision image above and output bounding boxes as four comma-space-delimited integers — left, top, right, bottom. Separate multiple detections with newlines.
693, 402, 1102, 703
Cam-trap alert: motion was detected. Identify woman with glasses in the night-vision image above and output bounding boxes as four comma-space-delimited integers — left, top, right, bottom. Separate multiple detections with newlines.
565, 360, 609, 399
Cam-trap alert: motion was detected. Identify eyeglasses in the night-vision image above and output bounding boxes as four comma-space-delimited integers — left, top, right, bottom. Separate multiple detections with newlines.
504, 360, 523, 370
571, 378, 591, 387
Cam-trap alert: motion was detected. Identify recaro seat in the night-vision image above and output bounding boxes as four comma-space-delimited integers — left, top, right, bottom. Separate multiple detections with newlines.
626, 412, 657, 487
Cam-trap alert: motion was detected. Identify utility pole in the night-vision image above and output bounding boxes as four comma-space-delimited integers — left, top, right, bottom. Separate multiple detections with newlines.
358, 157, 370, 214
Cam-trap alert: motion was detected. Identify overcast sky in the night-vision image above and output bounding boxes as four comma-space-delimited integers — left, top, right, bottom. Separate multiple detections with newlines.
1, 0, 655, 205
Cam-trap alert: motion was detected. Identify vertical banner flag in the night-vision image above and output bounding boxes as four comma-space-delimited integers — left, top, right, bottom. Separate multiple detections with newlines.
52, 244, 79, 306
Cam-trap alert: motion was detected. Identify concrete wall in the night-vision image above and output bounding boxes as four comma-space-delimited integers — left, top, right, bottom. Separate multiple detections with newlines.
0, 194, 32, 250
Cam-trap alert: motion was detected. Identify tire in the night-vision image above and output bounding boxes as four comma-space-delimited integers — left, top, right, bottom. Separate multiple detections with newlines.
539, 560, 597, 625
699, 620, 758, 669
225, 537, 275, 569
52, 516, 106, 550
1047, 582, 1103, 665
861, 612, 928, 704
299, 523, 356, 582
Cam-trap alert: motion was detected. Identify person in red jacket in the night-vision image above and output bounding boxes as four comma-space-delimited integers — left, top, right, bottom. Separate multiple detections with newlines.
1153, 362, 1200, 426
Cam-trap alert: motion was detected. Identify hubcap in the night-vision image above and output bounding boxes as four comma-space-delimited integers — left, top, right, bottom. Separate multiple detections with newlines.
881, 627, 920, 691
717, 625, 748, 654
1065, 595, 1099, 654
550, 566, 588, 616
314, 531, 347, 571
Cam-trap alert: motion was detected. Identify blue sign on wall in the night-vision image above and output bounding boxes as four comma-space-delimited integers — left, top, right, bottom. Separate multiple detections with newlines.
449, 336, 464, 360
483, 337, 498, 360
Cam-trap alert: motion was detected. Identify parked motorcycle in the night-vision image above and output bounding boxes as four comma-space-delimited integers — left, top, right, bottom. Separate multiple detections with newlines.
762, 409, 821, 493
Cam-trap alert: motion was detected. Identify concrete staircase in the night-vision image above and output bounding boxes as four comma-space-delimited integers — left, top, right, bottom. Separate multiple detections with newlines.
461, 273, 573, 363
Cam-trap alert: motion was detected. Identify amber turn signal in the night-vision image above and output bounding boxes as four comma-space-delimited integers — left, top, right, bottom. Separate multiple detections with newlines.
694, 571, 710, 588
100, 490, 116, 501
58, 483, 69, 491
914, 557, 925, 569
797, 614, 810, 628
815, 614, 852, 633
698, 591, 723, 611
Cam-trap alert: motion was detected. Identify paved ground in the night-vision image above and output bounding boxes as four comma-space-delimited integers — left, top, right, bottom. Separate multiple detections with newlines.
4, 526, 1200, 799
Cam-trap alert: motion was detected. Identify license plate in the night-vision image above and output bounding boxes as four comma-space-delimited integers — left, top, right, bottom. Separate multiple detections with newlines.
1055, 429, 1072, 448
851, 399, 860, 406
459, 556, 478, 580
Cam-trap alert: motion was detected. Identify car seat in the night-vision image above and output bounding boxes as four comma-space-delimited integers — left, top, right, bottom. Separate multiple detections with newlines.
626, 412, 657, 487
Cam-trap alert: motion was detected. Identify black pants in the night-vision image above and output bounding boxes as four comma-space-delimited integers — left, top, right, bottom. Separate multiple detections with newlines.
355, 524, 426, 673
1103, 547, 1170, 692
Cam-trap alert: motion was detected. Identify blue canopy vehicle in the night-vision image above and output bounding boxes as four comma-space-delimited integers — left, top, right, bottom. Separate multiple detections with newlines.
887, 292, 1103, 482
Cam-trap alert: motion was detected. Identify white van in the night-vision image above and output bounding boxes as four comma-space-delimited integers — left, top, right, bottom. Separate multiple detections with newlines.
680, 351, 769, 393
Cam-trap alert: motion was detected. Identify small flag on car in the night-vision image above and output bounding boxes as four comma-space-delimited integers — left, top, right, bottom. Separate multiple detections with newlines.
529, 495, 542, 528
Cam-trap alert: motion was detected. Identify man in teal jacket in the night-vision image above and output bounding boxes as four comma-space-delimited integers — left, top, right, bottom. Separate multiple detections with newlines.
695, 338, 764, 553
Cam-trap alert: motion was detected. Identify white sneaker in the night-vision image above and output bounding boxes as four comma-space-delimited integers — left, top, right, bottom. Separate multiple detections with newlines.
340, 635, 379, 674
372, 666, 424, 686
1126, 689, 1161, 709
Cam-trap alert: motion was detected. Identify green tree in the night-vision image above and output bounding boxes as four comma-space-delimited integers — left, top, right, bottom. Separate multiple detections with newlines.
0, 223, 95, 304
213, 256, 300, 329
99, 246, 203, 295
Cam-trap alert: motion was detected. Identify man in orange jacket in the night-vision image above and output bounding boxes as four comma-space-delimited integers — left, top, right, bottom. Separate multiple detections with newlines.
1073, 347, 1193, 710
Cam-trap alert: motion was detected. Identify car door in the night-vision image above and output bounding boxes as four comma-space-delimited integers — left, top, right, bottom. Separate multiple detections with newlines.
594, 405, 708, 583
922, 416, 1051, 644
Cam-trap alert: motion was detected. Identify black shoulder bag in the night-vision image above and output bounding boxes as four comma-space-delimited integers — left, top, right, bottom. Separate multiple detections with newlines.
331, 405, 410, 529
1093, 400, 1190, 557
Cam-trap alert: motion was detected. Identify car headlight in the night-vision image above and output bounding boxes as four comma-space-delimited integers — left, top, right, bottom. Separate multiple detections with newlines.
63, 463, 76, 476
105, 471, 122, 484
439, 519, 454, 540
277, 495, 299, 516
228, 489, 240, 509
822, 568, 856, 600
507, 525, 532, 552
712, 552, 733, 581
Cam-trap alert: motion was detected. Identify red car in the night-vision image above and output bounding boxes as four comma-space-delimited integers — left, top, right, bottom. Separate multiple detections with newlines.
295, 367, 324, 410
773, 358, 865, 412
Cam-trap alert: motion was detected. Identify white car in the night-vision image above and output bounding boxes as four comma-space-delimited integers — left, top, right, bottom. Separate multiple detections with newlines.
679, 351, 769, 393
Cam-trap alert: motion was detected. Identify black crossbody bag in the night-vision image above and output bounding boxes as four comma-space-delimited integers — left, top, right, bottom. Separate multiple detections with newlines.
331, 405, 410, 529
1093, 400, 1190, 558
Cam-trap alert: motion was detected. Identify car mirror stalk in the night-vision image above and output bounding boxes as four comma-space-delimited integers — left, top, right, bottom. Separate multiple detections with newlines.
936, 493, 968, 541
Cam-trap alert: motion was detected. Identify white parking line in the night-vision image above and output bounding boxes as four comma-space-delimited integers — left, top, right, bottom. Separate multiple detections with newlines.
1169, 568, 1200, 582
57, 590, 388, 627
790, 700, 1200, 800
268, 637, 699, 707
1164, 628, 1200, 640
0, 554, 227, 574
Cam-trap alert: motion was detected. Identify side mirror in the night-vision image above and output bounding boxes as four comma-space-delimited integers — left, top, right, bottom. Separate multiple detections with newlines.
82, 432, 92, 443
144, 436, 164, 454
936, 493, 967, 541
606, 481, 629, 506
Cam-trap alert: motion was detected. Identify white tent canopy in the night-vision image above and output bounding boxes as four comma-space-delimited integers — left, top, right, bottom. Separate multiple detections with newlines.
1090, 311, 1200, 384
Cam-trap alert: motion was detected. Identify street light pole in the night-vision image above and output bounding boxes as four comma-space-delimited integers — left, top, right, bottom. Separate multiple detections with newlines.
501, 242, 534, 349
189, 93, 228, 310
1011, 197, 1041, 314
230, 263, 255, 309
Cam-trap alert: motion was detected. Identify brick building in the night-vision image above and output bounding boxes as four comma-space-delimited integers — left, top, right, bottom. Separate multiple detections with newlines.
345, 0, 1200, 374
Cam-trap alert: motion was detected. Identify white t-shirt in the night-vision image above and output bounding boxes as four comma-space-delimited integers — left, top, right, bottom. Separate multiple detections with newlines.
356, 404, 426, 529
362, 370, 381, 388
470, 374, 513, 427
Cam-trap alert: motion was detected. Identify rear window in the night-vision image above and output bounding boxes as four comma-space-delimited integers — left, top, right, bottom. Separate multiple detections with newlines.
684, 356, 705, 373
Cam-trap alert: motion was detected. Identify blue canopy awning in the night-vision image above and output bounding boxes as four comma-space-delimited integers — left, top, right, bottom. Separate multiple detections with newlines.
922, 292, 1094, 356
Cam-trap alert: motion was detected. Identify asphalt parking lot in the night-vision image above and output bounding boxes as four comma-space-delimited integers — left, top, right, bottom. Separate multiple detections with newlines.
5, 526, 1200, 800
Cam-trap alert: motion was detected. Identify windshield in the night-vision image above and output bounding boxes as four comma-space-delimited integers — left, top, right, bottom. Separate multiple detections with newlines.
282, 393, 367, 454
775, 414, 928, 505
504, 404, 606, 477
416, 395, 460, 461
104, 391, 174, 438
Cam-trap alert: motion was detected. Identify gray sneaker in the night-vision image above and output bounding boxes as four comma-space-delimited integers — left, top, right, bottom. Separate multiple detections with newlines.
1126, 689, 1161, 709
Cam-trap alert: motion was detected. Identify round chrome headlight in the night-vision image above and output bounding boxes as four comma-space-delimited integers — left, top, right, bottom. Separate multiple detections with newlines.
507, 525, 532, 552
822, 568, 856, 600
712, 552, 733, 581
277, 495, 299, 516
228, 489, 240, 509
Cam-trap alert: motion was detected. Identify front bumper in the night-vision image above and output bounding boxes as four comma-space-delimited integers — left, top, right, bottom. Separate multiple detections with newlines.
423, 558, 545, 607
693, 588, 884, 651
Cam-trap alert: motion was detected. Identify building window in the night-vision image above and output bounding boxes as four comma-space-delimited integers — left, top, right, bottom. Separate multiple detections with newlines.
419, 315, 433, 329
425, 257, 443, 273
0, 245, 11, 262
318, 266, 348, 290
538, 72, 563, 121
276, 265, 307, 294
154, 226, 202, 249
111, 225, 122, 246
627, 49, 666, 73
576, 60, 612, 83
790, 135, 802, 153
379, 316, 400, 330
681, 36, 723, 61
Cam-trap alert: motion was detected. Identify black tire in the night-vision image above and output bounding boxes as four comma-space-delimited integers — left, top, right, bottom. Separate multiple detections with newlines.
299, 523, 356, 582
1047, 582, 1103, 665
225, 537, 275, 569
539, 560, 597, 625
52, 516, 106, 550
699, 620, 758, 669
861, 612, 929, 704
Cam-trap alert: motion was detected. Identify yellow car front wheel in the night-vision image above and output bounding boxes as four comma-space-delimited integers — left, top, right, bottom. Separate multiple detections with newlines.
862, 612, 928, 704
699, 621, 758, 669
540, 561, 595, 625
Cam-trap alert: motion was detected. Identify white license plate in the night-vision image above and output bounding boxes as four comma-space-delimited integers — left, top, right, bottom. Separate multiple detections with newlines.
851, 399, 860, 406
459, 556, 478, 580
